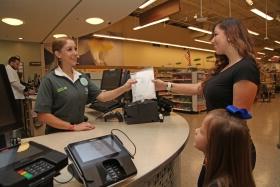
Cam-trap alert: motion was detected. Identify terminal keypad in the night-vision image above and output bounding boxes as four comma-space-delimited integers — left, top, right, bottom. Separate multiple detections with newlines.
103, 160, 125, 183
17, 159, 54, 180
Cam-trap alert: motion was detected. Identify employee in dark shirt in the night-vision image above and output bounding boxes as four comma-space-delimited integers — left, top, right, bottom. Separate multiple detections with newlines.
35, 37, 136, 134
154, 17, 259, 187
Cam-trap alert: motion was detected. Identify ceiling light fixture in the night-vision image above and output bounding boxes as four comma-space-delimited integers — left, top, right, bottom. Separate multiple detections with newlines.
274, 40, 280, 44
194, 39, 212, 44
85, 17, 104, 25
53, 34, 68, 38
18, 37, 23, 40
139, 0, 157, 9
264, 47, 274, 51
250, 8, 273, 21
187, 26, 212, 34
93, 34, 215, 53
245, 0, 253, 6
257, 52, 265, 55
247, 29, 259, 36
133, 17, 169, 30
256, 57, 261, 60
1, 17, 23, 26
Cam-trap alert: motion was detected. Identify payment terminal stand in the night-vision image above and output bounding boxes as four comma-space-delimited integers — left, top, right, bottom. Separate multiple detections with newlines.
65, 134, 137, 187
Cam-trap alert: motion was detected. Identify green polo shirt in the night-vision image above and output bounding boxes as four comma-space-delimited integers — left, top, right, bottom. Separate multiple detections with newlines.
35, 68, 101, 134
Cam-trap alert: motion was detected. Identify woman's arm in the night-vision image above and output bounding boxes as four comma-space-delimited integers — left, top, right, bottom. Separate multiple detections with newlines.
233, 80, 258, 111
37, 113, 95, 131
96, 79, 136, 102
153, 79, 203, 95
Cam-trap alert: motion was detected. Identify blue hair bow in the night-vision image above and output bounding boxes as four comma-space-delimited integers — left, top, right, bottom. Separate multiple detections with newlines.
226, 105, 252, 119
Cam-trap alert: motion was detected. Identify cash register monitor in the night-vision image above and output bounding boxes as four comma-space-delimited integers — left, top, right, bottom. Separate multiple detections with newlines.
90, 69, 123, 114
121, 69, 132, 103
100, 69, 122, 90
0, 64, 23, 148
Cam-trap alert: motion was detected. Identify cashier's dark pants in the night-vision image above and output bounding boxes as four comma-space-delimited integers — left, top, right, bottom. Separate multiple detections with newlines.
197, 141, 256, 187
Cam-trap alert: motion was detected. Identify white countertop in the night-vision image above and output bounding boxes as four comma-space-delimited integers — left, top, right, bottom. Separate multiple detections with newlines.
24, 111, 189, 186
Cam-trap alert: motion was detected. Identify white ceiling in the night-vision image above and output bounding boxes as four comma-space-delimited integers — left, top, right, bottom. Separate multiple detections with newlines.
128, 0, 280, 57
0, 0, 279, 60
0, 0, 146, 43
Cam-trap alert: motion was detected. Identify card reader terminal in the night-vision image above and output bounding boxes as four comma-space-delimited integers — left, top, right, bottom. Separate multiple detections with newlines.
65, 134, 137, 187
0, 141, 68, 187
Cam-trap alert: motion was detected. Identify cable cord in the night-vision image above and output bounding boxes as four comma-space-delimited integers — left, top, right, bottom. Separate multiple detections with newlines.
110, 129, 136, 158
53, 165, 74, 184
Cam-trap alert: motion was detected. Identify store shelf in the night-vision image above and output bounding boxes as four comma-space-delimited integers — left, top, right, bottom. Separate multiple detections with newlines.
155, 68, 206, 113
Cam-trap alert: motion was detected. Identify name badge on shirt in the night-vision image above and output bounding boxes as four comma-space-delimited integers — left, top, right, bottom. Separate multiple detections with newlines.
80, 77, 88, 86
57, 86, 67, 93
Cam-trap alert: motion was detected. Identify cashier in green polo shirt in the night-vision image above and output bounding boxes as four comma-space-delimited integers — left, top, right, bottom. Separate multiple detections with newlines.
35, 37, 136, 134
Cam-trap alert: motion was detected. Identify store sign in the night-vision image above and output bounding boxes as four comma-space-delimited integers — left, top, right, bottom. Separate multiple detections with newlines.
29, 61, 41, 66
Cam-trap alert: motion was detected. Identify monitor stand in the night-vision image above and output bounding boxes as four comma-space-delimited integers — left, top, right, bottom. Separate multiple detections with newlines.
104, 111, 123, 122
0, 130, 22, 150
95, 111, 123, 122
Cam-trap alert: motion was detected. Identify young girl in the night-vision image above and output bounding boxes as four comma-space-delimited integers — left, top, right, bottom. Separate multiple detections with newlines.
194, 108, 255, 187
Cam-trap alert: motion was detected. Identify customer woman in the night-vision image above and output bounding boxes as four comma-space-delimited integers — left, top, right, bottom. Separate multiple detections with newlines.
154, 17, 260, 186
35, 37, 136, 134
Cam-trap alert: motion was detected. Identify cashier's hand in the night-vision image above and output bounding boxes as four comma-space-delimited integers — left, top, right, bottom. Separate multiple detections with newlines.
122, 79, 137, 92
74, 122, 95, 131
153, 79, 167, 91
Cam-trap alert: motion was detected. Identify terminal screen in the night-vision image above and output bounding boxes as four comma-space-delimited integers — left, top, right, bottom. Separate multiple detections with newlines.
74, 136, 121, 163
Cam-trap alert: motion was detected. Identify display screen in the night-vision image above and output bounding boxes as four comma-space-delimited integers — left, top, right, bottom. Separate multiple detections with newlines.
0, 67, 17, 129
74, 136, 121, 163
100, 69, 122, 90
0, 64, 22, 134
0, 145, 42, 168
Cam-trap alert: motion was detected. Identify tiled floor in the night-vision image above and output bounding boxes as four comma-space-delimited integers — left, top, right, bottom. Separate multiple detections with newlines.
178, 94, 280, 187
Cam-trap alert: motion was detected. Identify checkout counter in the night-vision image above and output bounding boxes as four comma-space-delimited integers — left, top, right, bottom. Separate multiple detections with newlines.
22, 109, 189, 187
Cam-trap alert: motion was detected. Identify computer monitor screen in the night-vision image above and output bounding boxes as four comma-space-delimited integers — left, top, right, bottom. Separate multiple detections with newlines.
0, 64, 22, 133
121, 70, 132, 103
100, 69, 122, 90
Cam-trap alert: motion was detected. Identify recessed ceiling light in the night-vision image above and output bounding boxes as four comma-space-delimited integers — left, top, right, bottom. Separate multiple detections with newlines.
1, 18, 23, 26
257, 52, 265, 55
133, 17, 170, 30
275, 40, 280, 44
187, 26, 212, 34
245, 0, 253, 6
85, 17, 104, 25
53, 34, 68, 38
247, 29, 259, 36
139, 0, 157, 9
264, 47, 274, 51
93, 34, 215, 53
18, 37, 23, 40
250, 8, 273, 21
194, 39, 212, 44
